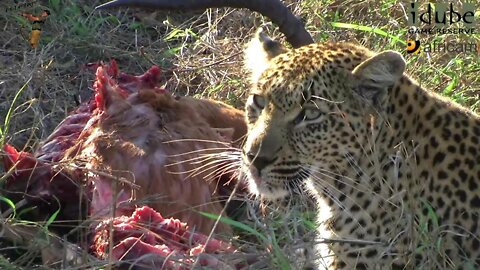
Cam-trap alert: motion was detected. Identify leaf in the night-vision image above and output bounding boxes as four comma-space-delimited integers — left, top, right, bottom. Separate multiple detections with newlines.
0, 196, 16, 218
422, 200, 439, 228
164, 28, 184, 41
17, 206, 36, 219
128, 21, 144, 30
49, 0, 61, 11
199, 211, 267, 241
45, 208, 60, 229
443, 73, 459, 95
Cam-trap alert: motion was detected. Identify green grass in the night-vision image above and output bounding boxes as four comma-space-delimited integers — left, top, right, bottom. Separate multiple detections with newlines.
0, 0, 479, 269
200, 211, 291, 269
0, 78, 32, 147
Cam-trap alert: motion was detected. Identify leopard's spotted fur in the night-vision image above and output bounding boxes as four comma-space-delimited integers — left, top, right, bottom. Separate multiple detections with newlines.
241, 31, 480, 269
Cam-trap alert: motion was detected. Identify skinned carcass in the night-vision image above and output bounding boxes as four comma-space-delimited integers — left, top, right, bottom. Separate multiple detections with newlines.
1, 61, 247, 269
73, 61, 246, 234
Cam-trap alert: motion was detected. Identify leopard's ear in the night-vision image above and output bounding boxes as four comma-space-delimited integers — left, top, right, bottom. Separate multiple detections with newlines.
244, 28, 286, 82
352, 51, 405, 107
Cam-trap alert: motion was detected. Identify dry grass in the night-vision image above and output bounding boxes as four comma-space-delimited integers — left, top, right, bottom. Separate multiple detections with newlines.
0, 0, 479, 269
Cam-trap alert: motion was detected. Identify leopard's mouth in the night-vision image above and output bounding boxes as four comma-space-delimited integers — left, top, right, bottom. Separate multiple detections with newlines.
242, 164, 309, 200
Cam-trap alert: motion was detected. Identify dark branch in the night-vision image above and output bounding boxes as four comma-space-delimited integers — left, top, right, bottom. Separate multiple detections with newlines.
96, 0, 314, 48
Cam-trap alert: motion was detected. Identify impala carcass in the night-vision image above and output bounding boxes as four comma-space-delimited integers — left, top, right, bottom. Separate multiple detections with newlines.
2, 61, 248, 269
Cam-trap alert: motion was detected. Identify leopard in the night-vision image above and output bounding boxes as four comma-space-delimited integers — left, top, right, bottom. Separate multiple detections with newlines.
240, 30, 480, 269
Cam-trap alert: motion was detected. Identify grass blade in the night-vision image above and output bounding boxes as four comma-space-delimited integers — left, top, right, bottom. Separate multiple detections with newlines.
1, 77, 32, 145
199, 211, 267, 241
0, 196, 16, 218
331, 22, 406, 45
199, 211, 291, 270
45, 208, 60, 229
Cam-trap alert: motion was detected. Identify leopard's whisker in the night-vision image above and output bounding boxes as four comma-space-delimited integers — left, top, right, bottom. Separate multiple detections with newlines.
165, 151, 240, 167
198, 161, 241, 181
186, 157, 239, 177
202, 162, 241, 182
163, 138, 232, 146
310, 95, 344, 104
165, 147, 241, 158
166, 158, 232, 177
305, 166, 375, 194
301, 167, 372, 227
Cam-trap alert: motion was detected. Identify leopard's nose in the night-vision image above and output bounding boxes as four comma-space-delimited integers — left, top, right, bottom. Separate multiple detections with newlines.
246, 152, 278, 172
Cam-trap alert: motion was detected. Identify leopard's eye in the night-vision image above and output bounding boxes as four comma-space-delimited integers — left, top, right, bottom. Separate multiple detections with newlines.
293, 110, 305, 125
253, 94, 266, 110
304, 108, 322, 121
293, 109, 322, 125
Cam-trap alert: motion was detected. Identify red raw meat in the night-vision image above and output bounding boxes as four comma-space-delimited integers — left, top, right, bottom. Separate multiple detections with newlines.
93, 206, 240, 269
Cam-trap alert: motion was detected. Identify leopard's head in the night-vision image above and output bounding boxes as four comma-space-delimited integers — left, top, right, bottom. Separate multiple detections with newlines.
241, 30, 406, 199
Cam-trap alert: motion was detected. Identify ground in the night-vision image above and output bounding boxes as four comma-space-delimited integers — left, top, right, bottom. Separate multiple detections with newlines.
0, 0, 479, 269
